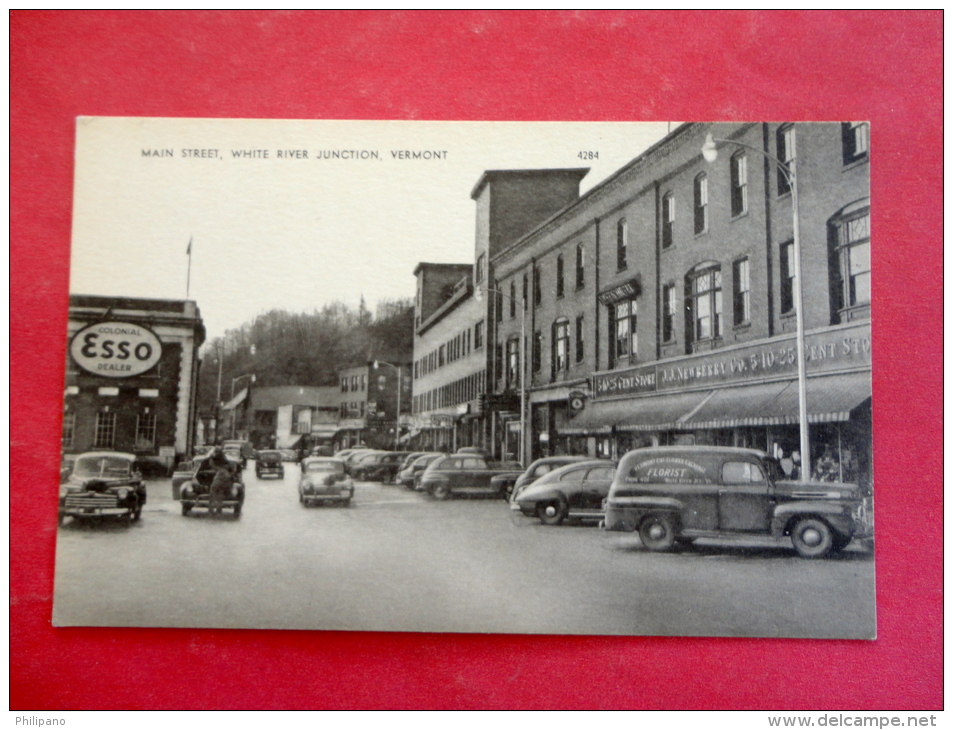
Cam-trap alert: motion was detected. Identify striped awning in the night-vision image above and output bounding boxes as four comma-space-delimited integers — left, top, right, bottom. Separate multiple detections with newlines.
683, 373, 871, 429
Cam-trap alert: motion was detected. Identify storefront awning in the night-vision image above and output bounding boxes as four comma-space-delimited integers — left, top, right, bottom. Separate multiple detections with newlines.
615, 391, 714, 432
275, 434, 302, 449
222, 388, 248, 411
310, 425, 340, 438
683, 373, 871, 429
561, 400, 639, 435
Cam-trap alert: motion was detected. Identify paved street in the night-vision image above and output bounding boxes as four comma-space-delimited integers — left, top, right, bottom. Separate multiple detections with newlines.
53, 461, 876, 638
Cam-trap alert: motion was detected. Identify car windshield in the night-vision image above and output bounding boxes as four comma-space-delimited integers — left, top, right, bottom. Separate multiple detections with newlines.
306, 461, 344, 473
259, 451, 281, 461
73, 456, 132, 478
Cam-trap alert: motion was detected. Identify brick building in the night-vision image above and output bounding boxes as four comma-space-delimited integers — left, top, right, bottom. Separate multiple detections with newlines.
63, 295, 205, 472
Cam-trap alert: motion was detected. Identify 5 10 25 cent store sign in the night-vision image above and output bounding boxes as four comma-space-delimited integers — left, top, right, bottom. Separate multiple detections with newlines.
70, 322, 163, 377
593, 323, 871, 398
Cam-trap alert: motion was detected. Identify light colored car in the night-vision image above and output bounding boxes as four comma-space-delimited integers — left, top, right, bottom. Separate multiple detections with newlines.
299, 457, 354, 507
511, 460, 617, 525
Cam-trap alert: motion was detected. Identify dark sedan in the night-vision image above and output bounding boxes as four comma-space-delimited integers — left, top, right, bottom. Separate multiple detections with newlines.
510, 460, 617, 525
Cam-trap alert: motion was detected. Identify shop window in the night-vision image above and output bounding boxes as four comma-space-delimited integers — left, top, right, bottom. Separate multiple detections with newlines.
612, 299, 638, 365
94, 411, 116, 449
552, 319, 570, 374
575, 243, 585, 289
533, 331, 542, 373
474, 320, 484, 349
616, 219, 628, 270
780, 241, 795, 314
733, 257, 751, 325
842, 122, 869, 165
662, 284, 676, 343
730, 152, 747, 217
694, 174, 708, 235
776, 124, 795, 196
830, 206, 871, 321
575, 315, 585, 363
662, 192, 675, 249
62, 412, 75, 448
135, 413, 157, 450
686, 264, 722, 348
556, 255, 565, 298
506, 338, 520, 387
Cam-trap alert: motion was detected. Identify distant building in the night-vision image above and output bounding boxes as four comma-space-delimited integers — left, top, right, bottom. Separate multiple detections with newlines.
221, 385, 338, 451
63, 295, 205, 471
337, 362, 411, 450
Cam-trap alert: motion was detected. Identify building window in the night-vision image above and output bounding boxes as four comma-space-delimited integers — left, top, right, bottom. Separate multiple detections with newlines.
506, 338, 520, 387
476, 253, 486, 283
780, 241, 795, 314
495, 344, 503, 384
533, 331, 542, 373
733, 258, 751, 325
495, 289, 503, 322
474, 320, 484, 349
688, 264, 722, 345
360, 374, 366, 390
730, 152, 747, 217
662, 192, 675, 249
575, 243, 585, 288
438, 345, 445, 367
341, 377, 348, 393
694, 174, 708, 234
777, 124, 795, 196
94, 411, 116, 449
62, 412, 75, 448
553, 319, 570, 373
575, 315, 584, 363
612, 299, 638, 364
533, 266, 541, 306
556, 255, 565, 297
510, 281, 516, 318
616, 219, 627, 270
832, 210, 871, 316
842, 122, 869, 165
135, 413, 157, 450
662, 283, 676, 343
522, 273, 529, 311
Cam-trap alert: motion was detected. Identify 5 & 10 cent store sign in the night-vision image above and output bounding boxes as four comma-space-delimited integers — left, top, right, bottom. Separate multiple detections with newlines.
69, 321, 163, 377
593, 323, 871, 399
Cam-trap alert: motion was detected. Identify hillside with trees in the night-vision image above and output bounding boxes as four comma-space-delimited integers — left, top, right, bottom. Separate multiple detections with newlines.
197, 297, 413, 411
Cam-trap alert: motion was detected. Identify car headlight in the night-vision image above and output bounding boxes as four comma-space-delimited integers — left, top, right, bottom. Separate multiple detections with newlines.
116, 488, 129, 500
231, 485, 239, 497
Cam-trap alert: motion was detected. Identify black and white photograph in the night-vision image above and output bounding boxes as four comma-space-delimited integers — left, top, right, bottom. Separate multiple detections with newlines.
54, 117, 874, 639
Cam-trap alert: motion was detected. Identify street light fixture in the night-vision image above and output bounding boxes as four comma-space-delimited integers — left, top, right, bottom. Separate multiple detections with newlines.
372, 360, 403, 450
702, 131, 810, 481
475, 285, 529, 468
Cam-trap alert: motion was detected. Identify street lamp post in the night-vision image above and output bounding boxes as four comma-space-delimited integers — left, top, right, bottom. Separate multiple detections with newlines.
372, 360, 402, 450
475, 286, 529, 468
702, 130, 810, 481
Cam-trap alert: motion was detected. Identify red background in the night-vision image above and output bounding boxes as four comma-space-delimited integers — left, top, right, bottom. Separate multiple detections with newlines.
11, 11, 943, 710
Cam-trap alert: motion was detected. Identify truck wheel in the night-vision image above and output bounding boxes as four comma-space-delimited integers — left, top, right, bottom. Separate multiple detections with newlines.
639, 514, 676, 552
791, 518, 833, 558
537, 500, 567, 526
58, 513, 67, 527
234, 504, 242, 518
181, 502, 192, 516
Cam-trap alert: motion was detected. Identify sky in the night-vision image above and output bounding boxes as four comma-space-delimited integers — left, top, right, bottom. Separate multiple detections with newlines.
70, 118, 673, 341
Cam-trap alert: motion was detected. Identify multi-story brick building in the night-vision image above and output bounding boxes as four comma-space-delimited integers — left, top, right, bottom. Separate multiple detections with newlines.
63, 295, 205, 473
490, 122, 871, 485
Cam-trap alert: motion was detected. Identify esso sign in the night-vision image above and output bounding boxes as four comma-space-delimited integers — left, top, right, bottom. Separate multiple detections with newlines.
70, 321, 163, 378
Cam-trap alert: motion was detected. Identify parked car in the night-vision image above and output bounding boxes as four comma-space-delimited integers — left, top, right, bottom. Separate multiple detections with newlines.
456, 446, 491, 459
180, 453, 245, 518
351, 451, 408, 482
279, 449, 298, 462
494, 455, 593, 499
603, 446, 874, 558
342, 449, 377, 476
222, 439, 255, 469
255, 450, 285, 479
396, 452, 446, 489
419, 454, 523, 500
58, 452, 146, 526
298, 457, 354, 507
510, 460, 617, 525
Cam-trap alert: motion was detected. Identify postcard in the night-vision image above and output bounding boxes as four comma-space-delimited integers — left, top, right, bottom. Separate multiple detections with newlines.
54, 117, 874, 638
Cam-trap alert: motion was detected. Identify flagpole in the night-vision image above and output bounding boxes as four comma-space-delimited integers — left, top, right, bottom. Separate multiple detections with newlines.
186, 236, 193, 299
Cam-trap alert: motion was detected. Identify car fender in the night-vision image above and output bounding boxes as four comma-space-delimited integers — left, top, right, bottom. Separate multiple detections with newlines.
771, 501, 853, 538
